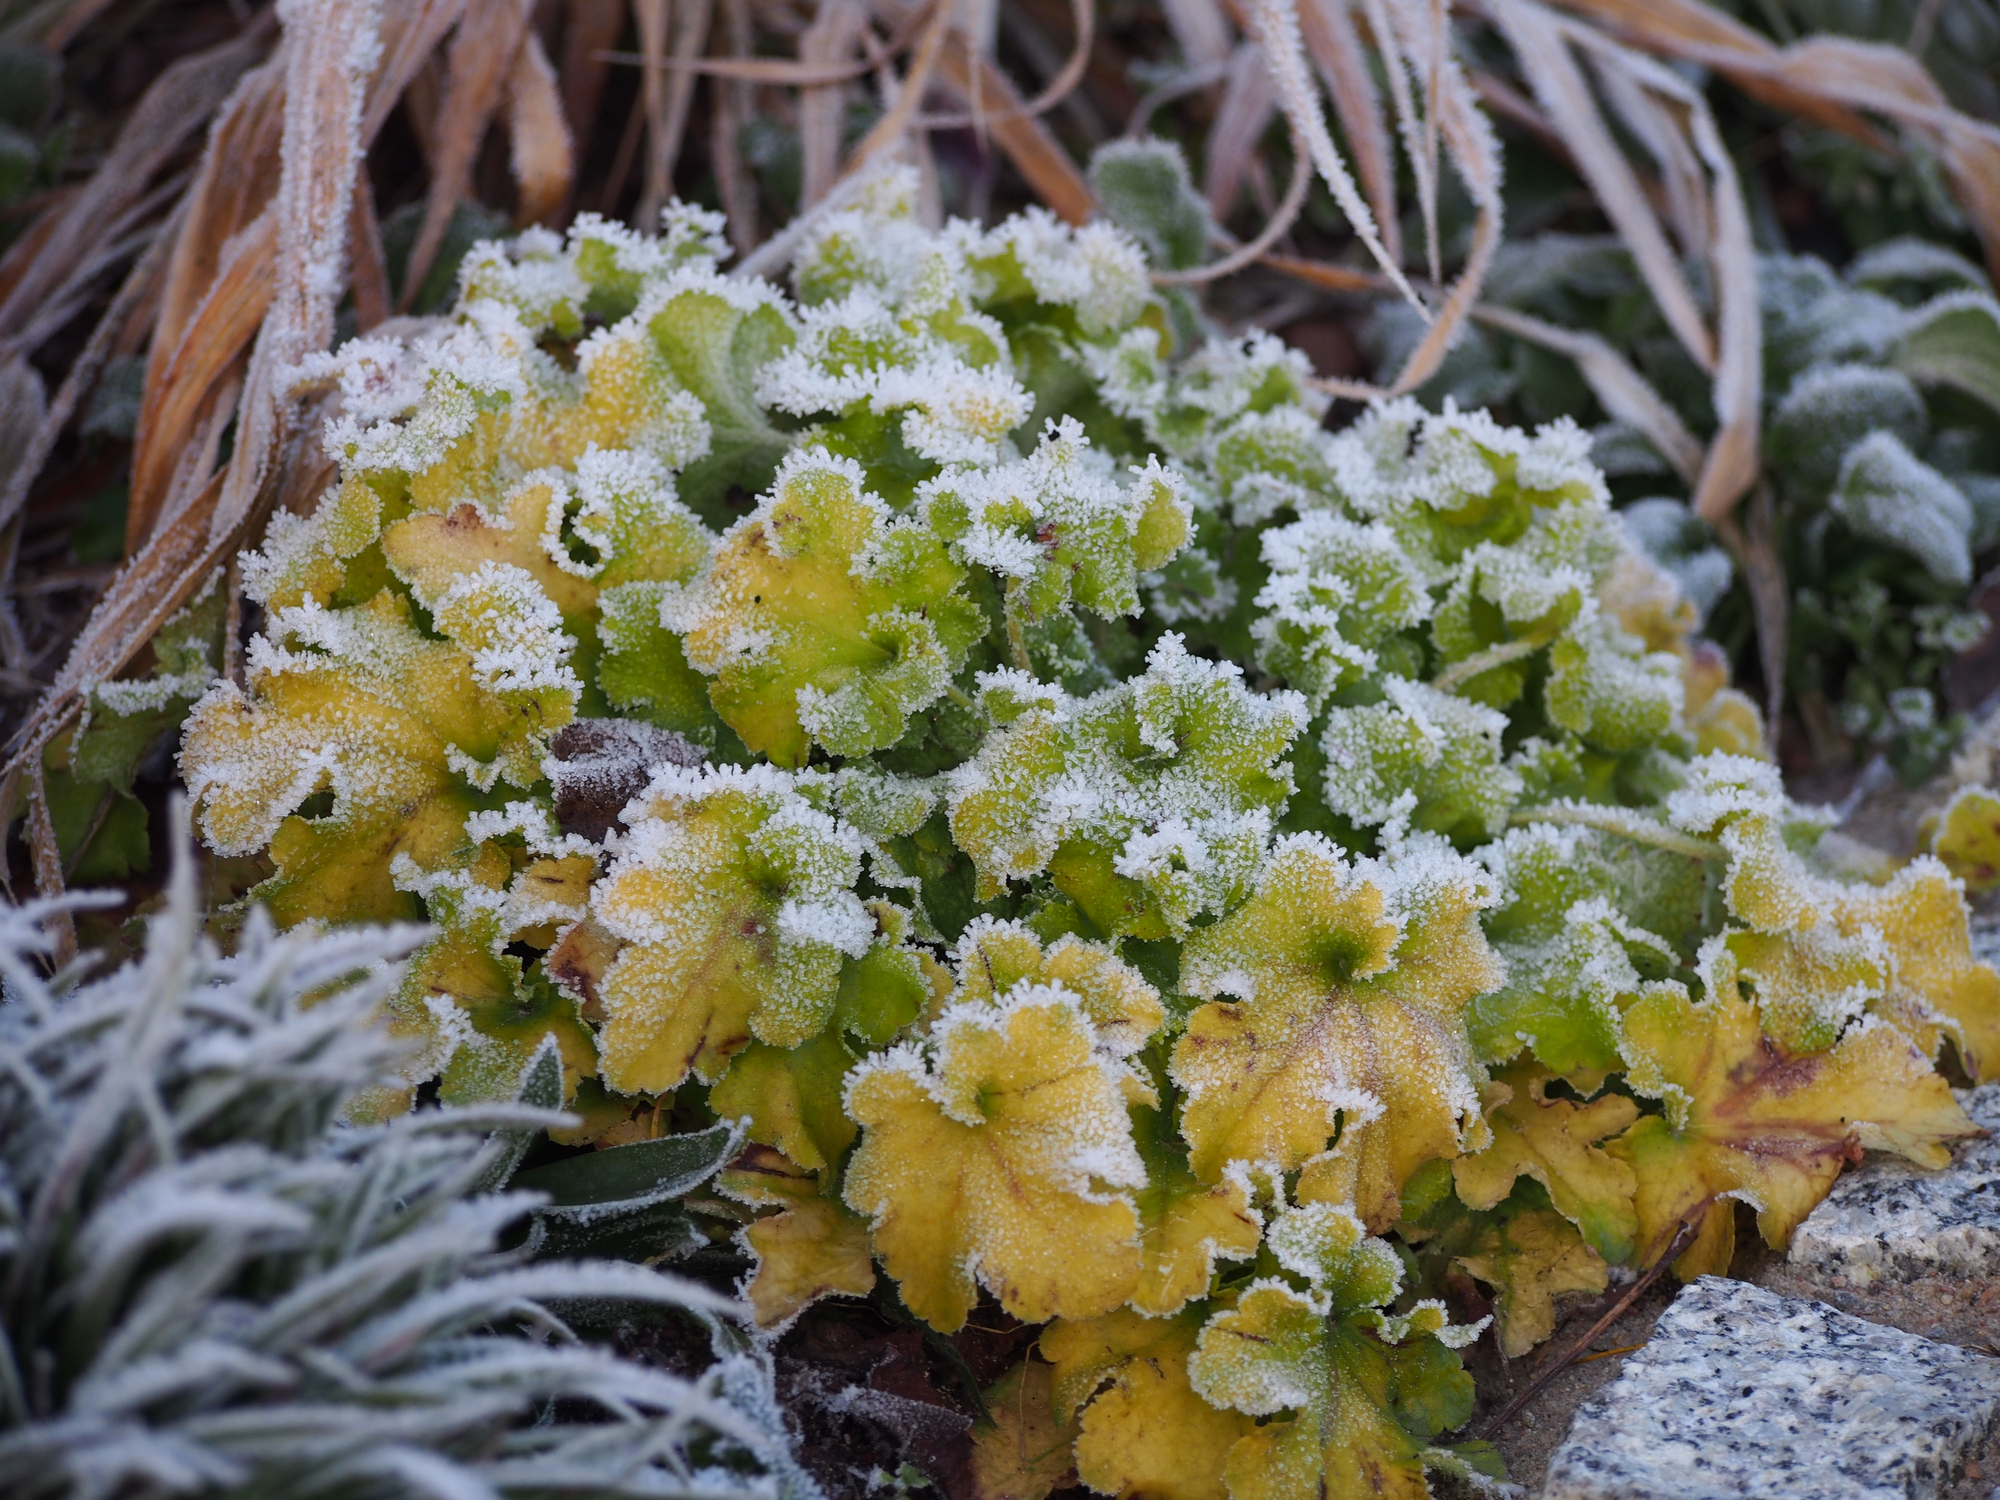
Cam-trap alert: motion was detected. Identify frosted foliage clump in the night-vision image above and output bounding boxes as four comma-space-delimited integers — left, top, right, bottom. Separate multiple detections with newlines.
170, 187, 2000, 1495
922, 419, 1192, 619
1254, 513, 1432, 707
792, 167, 941, 306
0, 839, 799, 1500
755, 285, 1030, 468
589, 762, 874, 1094
949, 207, 1153, 337
1322, 677, 1520, 840
948, 634, 1306, 934
1831, 430, 1976, 585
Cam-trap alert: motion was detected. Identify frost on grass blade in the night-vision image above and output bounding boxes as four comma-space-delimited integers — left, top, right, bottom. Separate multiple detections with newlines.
0, 835, 792, 1500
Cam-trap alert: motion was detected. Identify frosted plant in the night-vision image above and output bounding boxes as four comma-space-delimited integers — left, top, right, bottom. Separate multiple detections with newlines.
0, 830, 809, 1500
171, 187, 2000, 1500
1456, 235, 2000, 777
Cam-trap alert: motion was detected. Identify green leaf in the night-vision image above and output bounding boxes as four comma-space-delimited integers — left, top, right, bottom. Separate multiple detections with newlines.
1765, 364, 1927, 497
1892, 290, 2000, 418
644, 272, 798, 514
1089, 138, 1211, 273
511, 1120, 742, 1260
1828, 430, 1975, 586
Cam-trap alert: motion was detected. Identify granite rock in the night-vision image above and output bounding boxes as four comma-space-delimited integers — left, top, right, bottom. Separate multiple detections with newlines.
1540, 1277, 2000, 1500
1788, 1084, 2000, 1288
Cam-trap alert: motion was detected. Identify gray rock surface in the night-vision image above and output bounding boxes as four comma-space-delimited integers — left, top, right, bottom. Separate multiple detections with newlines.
1540, 1277, 2000, 1500
1788, 1084, 2000, 1288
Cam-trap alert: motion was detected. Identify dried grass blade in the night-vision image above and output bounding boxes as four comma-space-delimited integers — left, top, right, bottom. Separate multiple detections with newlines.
29, 0, 115, 48
1297, 0, 1402, 264
800, 0, 870, 208
560, 0, 628, 154
639, 0, 714, 228
348, 177, 392, 331
1751, 36, 2000, 286
1160, 141, 1313, 284
363, 0, 473, 143
1204, 43, 1279, 220
1578, 32, 1761, 517
1472, 304, 1703, 481
1686, 88, 1760, 523
3, 174, 189, 360
1385, 37, 1503, 392
1584, 45, 1708, 254
142, 57, 286, 411
1250, 0, 1423, 313
23, 759, 70, 963
1260, 251, 1395, 294
0, 223, 174, 590
507, 31, 575, 225
711, 0, 759, 251
605, 0, 941, 82
216, 0, 382, 545
914, 0, 1095, 130
127, 211, 276, 552
1368, 0, 1440, 283
1489, 0, 1714, 372
0, 30, 266, 347
1163, 0, 1236, 68
839, 0, 952, 183
0, 189, 75, 313
402, 0, 533, 309
1716, 482, 1788, 747
1544, 0, 1885, 144
932, 30, 1096, 223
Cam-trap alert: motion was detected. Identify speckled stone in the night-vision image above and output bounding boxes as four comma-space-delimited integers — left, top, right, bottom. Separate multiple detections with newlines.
1539, 1278, 2000, 1500
1788, 1084, 2000, 1288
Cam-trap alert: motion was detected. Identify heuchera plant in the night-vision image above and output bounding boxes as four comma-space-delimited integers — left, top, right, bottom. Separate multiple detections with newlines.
174, 169, 2000, 1499
1406, 230, 2000, 778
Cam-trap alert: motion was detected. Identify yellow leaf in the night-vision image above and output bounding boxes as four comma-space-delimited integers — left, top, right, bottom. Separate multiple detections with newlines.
182, 588, 570, 927
1041, 1311, 1250, 1500
669, 449, 984, 764
1172, 835, 1502, 1229
969, 1361, 1081, 1500
1933, 783, 2000, 891
1610, 974, 1978, 1278
1678, 755, 2000, 1077
708, 1031, 858, 1173
590, 763, 867, 1094
1451, 1065, 1639, 1264
1128, 1100, 1260, 1317
715, 1142, 822, 1207
842, 986, 1153, 1332
1454, 1209, 1607, 1357
388, 858, 598, 1103
738, 1193, 877, 1332
951, 916, 1166, 1056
